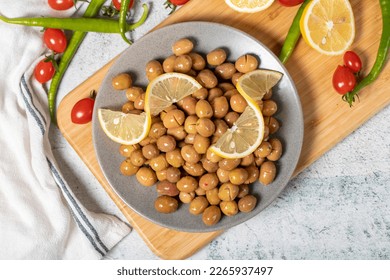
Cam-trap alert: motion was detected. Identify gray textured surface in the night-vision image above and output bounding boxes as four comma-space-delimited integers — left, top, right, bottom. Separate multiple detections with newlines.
49, 1, 390, 260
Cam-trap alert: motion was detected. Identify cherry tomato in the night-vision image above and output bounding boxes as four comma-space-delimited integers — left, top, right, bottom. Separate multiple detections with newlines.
48, 0, 74, 10
43, 28, 67, 53
168, 0, 190, 5
343, 51, 362, 73
34, 59, 55, 84
71, 97, 95, 124
112, 0, 135, 11
332, 65, 356, 95
278, 0, 304, 6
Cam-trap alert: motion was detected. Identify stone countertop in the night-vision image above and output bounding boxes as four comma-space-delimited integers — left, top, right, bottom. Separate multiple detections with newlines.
49, 1, 390, 260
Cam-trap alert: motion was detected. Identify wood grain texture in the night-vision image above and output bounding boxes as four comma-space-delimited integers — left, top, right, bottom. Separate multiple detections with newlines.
57, 0, 390, 259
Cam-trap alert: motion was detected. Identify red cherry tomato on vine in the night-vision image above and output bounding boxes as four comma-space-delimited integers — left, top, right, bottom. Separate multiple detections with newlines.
43, 28, 67, 53
48, 0, 74, 11
168, 0, 190, 5
112, 0, 135, 11
34, 59, 56, 84
343, 51, 362, 73
71, 97, 95, 124
278, 0, 304, 6
332, 65, 356, 95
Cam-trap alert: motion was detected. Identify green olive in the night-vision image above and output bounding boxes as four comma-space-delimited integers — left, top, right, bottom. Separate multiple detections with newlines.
184, 115, 199, 134
166, 167, 181, 183
149, 122, 167, 139
244, 165, 260, 184
230, 93, 248, 113
267, 138, 282, 161
167, 126, 187, 141
262, 100, 278, 117
162, 55, 176, 73
220, 201, 238, 216
195, 99, 213, 119
202, 205, 222, 226
196, 118, 215, 138
259, 161, 276, 185
176, 176, 198, 192
149, 154, 169, 172
156, 180, 179, 196
206, 48, 227, 66
122, 101, 135, 113
179, 191, 195, 203
183, 162, 205, 177
206, 188, 221, 205
215, 62, 236, 80
196, 69, 218, 89
238, 195, 257, 213
174, 54, 193, 73
224, 111, 239, 127
112, 73, 132, 90
119, 144, 139, 157
235, 54, 259, 73
218, 182, 239, 201
188, 52, 206, 71
201, 156, 219, 173
130, 149, 146, 167
189, 196, 209, 215
172, 38, 194, 55
229, 168, 249, 185
154, 195, 178, 214
177, 96, 197, 115
211, 96, 229, 119
165, 148, 184, 168
162, 109, 185, 129
145, 60, 164, 81
125, 87, 143, 102
207, 87, 223, 103
199, 173, 219, 191
157, 135, 176, 152
120, 159, 139, 176
218, 158, 241, 171
142, 143, 160, 160
193, 134, 210, 154
136, 167, 157, 187
181, 145, 201, 163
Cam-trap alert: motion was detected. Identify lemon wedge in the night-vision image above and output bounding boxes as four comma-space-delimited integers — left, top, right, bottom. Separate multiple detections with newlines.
224, 0, 275, 13
98, 109, 151, 145
300, 0, 355, 56
209, 91, 264, 159
145, 72, 202, 116
236, 69, 283, 102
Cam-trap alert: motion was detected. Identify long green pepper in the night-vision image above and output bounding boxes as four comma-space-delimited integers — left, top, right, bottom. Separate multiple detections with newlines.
48, 0, 107, 123
119, 0, 132, 44
279, 0, 310, 64
344, 0, 390, 106
0, 4, 149, 33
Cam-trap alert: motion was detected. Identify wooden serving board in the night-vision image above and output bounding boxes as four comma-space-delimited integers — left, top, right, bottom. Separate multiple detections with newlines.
57, 0, 390, 259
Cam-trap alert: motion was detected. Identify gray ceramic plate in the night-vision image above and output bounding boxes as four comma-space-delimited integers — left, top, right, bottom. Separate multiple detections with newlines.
92, 21, 304, 232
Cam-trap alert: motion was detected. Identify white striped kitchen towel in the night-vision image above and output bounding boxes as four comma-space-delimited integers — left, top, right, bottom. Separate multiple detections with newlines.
0, 0, 131, 259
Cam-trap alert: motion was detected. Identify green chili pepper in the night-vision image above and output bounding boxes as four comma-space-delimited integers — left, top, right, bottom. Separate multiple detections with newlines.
344, 0, 390, 106
48, 0, 106, 124
0, 3, 149, 33
119, 0, 132, 45
278, 0, 310, 64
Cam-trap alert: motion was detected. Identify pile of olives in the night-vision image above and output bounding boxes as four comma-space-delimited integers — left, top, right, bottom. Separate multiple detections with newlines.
111, 38, 283, 226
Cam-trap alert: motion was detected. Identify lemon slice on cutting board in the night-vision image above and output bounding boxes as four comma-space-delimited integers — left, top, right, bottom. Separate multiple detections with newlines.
300, 0, 355, 56
236, 69, 283, 102
224, 0, 275, 13
98, 109, 151, 145
145, 72, 202, 116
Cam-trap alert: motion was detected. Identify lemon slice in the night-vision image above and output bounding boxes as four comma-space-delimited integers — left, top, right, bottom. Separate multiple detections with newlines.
300, 0, 355, 56
145, 72, 202, 116
209, 100, 264, 159
224, 0, 274, 13
236, 69, 283, 102
98, 109, 151, 145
